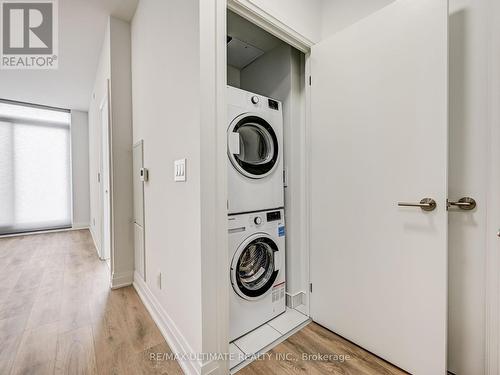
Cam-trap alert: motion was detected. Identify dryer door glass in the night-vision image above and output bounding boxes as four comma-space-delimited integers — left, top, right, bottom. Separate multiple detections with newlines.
236, 237, 279, 298
229, 116, 279, 178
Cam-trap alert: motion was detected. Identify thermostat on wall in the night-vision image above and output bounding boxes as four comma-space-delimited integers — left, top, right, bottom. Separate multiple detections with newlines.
174, 159, 186, 182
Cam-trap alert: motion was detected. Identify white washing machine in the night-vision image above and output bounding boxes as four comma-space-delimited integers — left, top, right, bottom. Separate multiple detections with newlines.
228, 209, 286, 341
227, 86, 284, 214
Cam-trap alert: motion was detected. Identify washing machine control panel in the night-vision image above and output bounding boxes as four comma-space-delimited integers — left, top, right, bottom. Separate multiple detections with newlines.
248, 94, 280, 111
268, 99, 279, 111
228, 210, 284, 232
266, 211, 281, 222
248, 94, 262, 108
248, 211, 281, 226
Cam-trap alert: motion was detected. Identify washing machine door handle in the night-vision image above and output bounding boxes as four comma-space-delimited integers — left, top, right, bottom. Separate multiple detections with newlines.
228, 132, 240, 155
273, 248, 281, 272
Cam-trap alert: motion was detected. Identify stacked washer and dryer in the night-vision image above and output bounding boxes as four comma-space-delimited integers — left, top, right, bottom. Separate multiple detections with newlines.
227, 86, 287, 341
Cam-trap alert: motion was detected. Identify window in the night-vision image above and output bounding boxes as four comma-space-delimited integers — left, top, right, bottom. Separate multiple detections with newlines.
0, 100, 71, 235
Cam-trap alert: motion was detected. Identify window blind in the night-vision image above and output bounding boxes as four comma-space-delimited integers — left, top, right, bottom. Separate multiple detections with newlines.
0, 100, 71, 235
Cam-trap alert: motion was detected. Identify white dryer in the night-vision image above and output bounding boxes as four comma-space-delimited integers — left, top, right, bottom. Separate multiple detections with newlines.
229, 209, 286, 341
227, 86, 284, 214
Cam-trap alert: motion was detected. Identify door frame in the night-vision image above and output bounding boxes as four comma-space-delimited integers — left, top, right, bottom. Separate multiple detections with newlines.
213, 1, 313, 372
226, 0, 313, 313
227, 0, 313, 53
100, 95, 111, 261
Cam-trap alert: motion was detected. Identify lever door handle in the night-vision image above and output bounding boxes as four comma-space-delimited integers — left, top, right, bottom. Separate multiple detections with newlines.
447, 197, 476, 211
398, 198, 437, 212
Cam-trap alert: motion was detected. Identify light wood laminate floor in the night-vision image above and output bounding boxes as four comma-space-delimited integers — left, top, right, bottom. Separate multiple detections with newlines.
0, 229, 183, 375
238, 322, 407, 375
0, 229, 406, 375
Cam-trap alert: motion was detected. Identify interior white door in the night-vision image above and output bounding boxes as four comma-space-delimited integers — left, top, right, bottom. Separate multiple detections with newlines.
100, 98, 111, 261
309, 1, 448, 374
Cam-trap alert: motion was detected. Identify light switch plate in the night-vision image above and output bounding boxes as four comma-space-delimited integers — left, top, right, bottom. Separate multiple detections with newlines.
174, 159, 186, 182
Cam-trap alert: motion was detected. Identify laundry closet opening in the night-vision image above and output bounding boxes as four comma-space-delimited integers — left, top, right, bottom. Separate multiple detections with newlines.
226, 10, 310, 372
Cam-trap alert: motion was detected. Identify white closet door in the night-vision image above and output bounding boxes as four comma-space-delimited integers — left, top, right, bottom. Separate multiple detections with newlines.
309, 1, 448, 374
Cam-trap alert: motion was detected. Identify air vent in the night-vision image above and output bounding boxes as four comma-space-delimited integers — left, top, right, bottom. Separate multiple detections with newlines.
227, 36, 264, 69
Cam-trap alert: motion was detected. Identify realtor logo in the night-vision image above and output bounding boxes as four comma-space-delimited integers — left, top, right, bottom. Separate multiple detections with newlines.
0, 0, 58, 69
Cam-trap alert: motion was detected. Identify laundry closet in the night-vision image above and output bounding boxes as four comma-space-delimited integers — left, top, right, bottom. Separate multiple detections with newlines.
222, 0, 461, 374
225, 10, 310, 372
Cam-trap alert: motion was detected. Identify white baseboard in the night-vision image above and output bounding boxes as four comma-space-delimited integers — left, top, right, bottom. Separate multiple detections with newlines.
133, 273, 216, 375
72, 222, 89, 229
0, 226, 80, 238
111, 270, 133, 289
89, 225, 101, 257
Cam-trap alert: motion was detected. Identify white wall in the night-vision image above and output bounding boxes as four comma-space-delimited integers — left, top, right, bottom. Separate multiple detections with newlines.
320, 0, 395, 39
240, 44, 307, 308
131, 0, 203, 363
88, 17, 134, 287
227, 65, 241, 87
131, 2, 227, 373
70, 110, 90, 228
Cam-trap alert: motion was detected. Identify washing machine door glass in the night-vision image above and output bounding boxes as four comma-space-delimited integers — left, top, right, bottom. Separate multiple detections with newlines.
228, 115, 279, 178
234, 236, 279, 299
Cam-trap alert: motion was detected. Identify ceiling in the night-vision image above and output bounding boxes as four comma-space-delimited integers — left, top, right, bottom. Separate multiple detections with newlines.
0, 0, 138, 112
227, 10, 284, 53
227, 10, 285, 69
